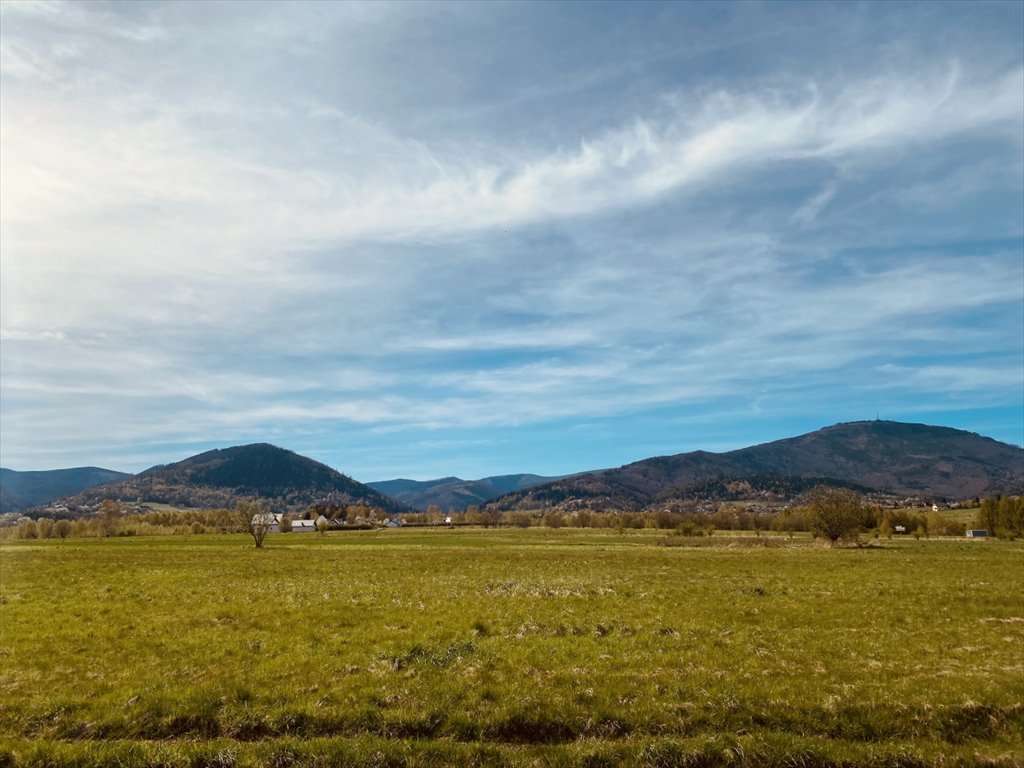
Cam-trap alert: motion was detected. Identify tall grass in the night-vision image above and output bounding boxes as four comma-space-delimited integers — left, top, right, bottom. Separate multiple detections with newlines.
1, 529, 1021, 766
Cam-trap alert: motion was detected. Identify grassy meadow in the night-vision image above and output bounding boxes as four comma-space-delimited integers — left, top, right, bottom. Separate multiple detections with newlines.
1, 528, 1021, 767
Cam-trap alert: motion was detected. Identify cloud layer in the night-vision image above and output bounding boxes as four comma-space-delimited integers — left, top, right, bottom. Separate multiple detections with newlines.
2, 1, 1022, 477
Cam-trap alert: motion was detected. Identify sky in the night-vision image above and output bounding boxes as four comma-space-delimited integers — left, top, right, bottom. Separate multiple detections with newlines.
1, 0, 1022, 481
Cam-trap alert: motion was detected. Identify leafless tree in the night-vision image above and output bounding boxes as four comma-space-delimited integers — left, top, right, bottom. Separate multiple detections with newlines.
98, 499, 122, 537
235, 499, 273, 548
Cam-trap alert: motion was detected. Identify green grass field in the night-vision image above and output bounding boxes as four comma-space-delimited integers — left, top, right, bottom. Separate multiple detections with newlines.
1, 529, 1021, 767
933, 507, 983, 526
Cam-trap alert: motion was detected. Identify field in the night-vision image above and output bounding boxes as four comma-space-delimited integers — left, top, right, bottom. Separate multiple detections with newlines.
1, 529, 1021, 767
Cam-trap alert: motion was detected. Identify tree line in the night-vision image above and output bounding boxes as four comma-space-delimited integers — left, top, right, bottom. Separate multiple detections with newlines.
4, 492, 1020, 542
1, 499, 393, 541
977, 496, 1024, 539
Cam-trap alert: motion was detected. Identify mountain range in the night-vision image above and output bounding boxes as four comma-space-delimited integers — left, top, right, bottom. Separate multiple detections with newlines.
484, 421, 1024, 511
0, 467, 130, 513
367, 473, 562, 511
3, 421, 1021, 516
49, 443, 409, 514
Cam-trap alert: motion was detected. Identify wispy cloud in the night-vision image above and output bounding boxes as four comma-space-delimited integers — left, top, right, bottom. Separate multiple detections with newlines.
1, 1, 1021, 473
791, 181, 838, 226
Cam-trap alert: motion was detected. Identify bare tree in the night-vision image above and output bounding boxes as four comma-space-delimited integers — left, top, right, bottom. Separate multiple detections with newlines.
98, 499, 122, 537
235, 499, 273, 548
807, 487, 864, 545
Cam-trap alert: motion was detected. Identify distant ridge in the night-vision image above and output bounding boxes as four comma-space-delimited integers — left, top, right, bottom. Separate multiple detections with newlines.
0, 467, 130, 513
485, 421, 1024, 511
13, 421, 1023, 517
368, 473, 561, 511
57, 443, 410, 513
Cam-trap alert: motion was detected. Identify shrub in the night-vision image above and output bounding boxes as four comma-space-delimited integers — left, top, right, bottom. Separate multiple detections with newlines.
806, 487, 864, 545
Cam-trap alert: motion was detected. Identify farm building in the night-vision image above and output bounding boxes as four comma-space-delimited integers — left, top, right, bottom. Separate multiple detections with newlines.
251, 513, 283, 533
966, 529, 988, 538
291, 519, 317, 533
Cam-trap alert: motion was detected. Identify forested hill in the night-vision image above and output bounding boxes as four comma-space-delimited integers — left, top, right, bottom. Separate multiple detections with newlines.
0, 467, 130, 513
657, 475, 876, 503
58, 444, 410, 514
368, 473, 561, 511
485, 421, 1024, 511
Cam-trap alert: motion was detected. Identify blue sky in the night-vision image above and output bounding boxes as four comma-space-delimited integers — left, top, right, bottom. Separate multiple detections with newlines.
1, 1, 1022, 480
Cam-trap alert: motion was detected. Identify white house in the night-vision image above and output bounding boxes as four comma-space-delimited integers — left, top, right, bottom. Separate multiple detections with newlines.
291, 519, 317, 533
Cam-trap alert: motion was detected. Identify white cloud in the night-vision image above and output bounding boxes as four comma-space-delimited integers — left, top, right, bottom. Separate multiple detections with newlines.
1, 3, 1021, 471
791, 181, 838, 225
874, 364, 1024, 394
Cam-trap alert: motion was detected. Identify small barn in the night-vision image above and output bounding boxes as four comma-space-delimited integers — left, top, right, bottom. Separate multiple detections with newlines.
251, 513, 283, 533
966, 529, 988, 538
291, 519, 317, 533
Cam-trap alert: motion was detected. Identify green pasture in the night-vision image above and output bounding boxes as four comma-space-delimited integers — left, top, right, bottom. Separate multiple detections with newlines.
1, 529, 1021, 767
934, 507, 983, 526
